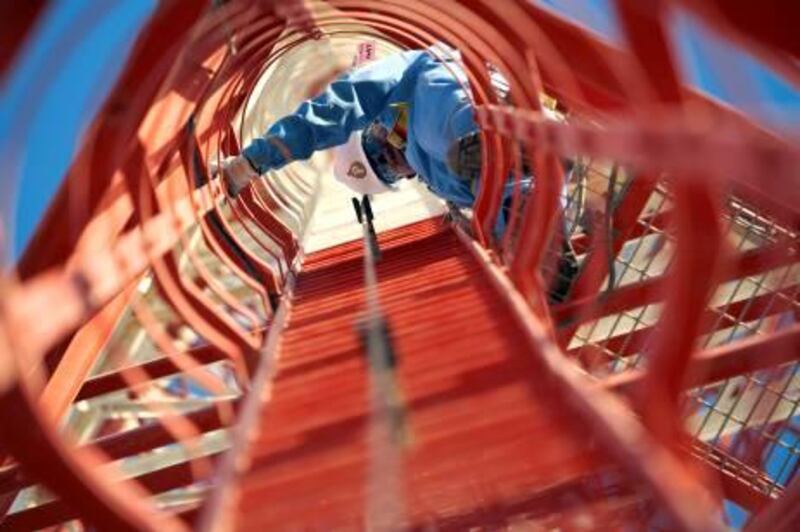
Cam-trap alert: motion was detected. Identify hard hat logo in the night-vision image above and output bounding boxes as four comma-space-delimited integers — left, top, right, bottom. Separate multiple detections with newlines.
333, 131, 392, 194
347, 162, 368, 179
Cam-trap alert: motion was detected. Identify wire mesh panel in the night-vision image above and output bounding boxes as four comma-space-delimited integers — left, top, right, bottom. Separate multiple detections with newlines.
549, 160, 799, 519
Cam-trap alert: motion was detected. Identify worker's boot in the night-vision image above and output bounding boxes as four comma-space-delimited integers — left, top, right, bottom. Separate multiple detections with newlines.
446, 131, 482, 183
548, 238, 579, 304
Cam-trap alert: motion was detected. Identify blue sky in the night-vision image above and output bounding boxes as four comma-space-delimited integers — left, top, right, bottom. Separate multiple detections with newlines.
1, 0, 798, 261
0, 0, 155, 261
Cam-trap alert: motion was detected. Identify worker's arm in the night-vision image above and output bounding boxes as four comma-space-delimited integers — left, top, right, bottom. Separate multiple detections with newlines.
242, 50, 423, 174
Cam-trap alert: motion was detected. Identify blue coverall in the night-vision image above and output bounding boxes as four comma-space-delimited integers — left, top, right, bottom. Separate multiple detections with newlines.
242, 49, 480, 209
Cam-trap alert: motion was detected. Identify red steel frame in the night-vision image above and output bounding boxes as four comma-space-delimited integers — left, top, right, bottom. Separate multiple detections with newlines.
0, 0, 798, 530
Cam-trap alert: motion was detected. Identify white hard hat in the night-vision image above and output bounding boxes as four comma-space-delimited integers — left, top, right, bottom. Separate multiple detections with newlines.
333, 131, 393, 195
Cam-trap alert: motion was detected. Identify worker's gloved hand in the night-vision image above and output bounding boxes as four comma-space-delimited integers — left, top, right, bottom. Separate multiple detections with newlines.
209, 155, 259, 197
446, 131, 482, 183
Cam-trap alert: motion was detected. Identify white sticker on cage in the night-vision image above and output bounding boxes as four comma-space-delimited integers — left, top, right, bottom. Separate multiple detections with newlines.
354, 41, 377, 66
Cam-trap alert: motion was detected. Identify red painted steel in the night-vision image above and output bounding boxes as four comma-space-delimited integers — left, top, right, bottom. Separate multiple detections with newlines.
1, 453, 224, 531
218, 219, 724, 530
0, 399, 238, 496
569, 283, 799, 366
232, 220, 605, 529
0, 0, 46, 76
0, 0, 798, 529
553, 240, 798, 339
606, 324, 800, 398
36, 282, 140, 419
74, 343, 241, 401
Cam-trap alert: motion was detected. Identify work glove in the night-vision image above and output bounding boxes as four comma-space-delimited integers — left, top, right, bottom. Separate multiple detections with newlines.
209, 155, 259, 197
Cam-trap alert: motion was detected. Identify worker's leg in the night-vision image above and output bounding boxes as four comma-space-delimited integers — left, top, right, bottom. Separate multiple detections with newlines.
447, 131, 575, 183
446, 130, 482, 183
490, 165, 578, 304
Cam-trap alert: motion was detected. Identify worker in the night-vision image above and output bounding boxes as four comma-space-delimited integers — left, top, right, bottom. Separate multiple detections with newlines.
214, 46, 499, 202
212, 45, 577, 300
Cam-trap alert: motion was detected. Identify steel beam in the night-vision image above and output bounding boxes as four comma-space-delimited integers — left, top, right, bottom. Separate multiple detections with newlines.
480, 106, 800, 228
569, 284, 799, 364
75, 345, 229, 401
0, 399, 237, 496
0, 382, 182, 531
553, 241, 798, 339
0, 0, 46, 76
690, 440, 776, 513
0, 453, 223, 531
604, 323, 800, 395
35, 282, 139, 419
